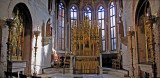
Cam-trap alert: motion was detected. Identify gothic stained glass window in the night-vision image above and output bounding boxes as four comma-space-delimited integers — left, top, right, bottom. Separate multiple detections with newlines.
98, 6, 105, 51
110, 2, 116, 50
58, 3, 65, 50
84, 7, 92, 26
70, 6, 77, 28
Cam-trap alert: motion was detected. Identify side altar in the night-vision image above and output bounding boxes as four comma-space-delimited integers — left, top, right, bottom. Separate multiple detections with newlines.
71, 18, 102, 74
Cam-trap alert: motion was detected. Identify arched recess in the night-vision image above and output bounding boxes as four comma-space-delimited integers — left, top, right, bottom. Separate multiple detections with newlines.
135, 0, 152, 63
12, 3, 32, 75
46, 18, 52, 37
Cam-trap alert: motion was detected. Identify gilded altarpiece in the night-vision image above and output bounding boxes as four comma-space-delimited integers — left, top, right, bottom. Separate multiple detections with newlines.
71, 19, 102, 74
9, 11, 24, 61
144, 18, 154, 63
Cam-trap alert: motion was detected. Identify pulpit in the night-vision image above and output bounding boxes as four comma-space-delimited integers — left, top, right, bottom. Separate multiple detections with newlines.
71, 18, 102, 74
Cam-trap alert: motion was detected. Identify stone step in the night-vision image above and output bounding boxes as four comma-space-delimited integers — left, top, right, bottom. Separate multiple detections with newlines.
43, 68, 71, 74
103, 68, 129, 77
103, 68, 128, 75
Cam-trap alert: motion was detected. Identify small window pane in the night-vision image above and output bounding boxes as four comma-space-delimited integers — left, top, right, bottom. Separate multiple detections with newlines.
102, 41, 105, 51
110, 8, 112, 16
113, 16, 115, 26
89, 13, 91, 20
114, 27, 116, 37
62, 39, 64, 50
74, 12, 77, 19
102, 12, 104, 19
62, 10, 64, 16
102, 30, 105, 40
113, 7, 115, 15
111, 39, 114, 50
62, 28, 64, 38
111, 28, 114, 38
114, 39, 116, 49
62, 18, 64, 27
71, 12, 73, 19
110, 17, 113, 27
102, 20, 104, 29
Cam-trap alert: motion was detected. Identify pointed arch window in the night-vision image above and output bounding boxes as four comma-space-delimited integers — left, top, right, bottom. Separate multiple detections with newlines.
110, 2, 116, 50
70, 6, 77, 28
84, 7, 92, 25
58, 3, 65, 50
98, 6, 105, 51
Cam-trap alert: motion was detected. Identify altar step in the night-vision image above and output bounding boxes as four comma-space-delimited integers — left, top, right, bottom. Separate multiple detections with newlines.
103, 68, 129, 77
42, 67, 71, 74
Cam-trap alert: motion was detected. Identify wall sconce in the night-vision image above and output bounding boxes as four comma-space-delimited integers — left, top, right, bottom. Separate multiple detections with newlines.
33, 26, 40, 76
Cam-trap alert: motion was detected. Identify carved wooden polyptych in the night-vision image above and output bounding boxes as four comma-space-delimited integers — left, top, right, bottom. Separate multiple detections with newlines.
9, 10, 24, 61
71, 17, 102, 74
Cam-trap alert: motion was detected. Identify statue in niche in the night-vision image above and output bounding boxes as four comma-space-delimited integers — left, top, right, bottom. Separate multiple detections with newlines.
46, 18, 52, 37
42, 18, 52, 46
85, 41, 89, 48
84, 38, 89, 48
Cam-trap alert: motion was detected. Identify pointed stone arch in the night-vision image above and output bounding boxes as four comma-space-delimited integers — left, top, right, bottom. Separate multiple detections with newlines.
12, 3, 32, 76
135, 0, 151, 63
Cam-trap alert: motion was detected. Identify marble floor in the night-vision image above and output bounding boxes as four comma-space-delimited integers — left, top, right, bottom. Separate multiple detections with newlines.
38, 68, 124, 78
41, 74, 121, 78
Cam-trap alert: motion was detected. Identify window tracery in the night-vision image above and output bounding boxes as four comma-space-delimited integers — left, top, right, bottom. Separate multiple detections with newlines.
110, 2, 116, 50
58, 2, 65, 50
70, 6, 77, 28
98, 5, 105, 51
84, 7, 92, 26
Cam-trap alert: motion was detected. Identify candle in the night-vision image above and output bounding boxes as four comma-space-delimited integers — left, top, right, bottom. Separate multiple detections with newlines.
128, 26, 131, 31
